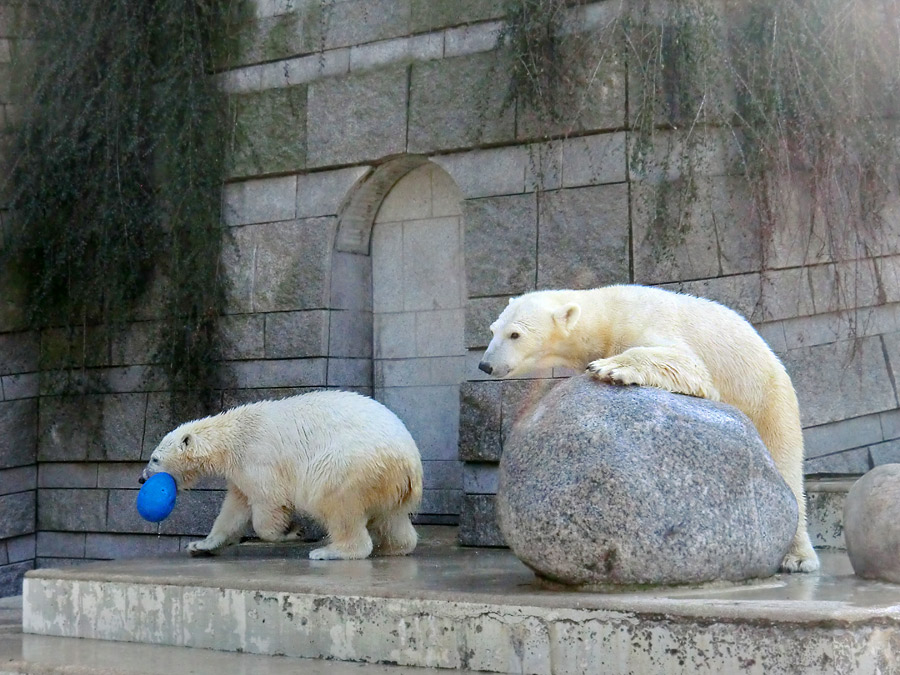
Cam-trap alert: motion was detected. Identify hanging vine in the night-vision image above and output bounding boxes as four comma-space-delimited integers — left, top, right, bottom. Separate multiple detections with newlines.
2, 0, 247, 414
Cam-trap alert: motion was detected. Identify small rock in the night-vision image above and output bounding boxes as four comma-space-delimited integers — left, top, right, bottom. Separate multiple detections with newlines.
497, 375, 798, 588
844, 464, 900, 583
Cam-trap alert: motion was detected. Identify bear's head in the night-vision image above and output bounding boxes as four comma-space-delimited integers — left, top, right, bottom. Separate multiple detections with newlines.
140, 423, 210, 489
478, 292, 581, 378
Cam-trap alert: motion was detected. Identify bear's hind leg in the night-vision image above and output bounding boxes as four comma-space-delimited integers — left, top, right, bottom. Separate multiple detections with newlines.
587, 345, 721, 401
753, 387, 820, 573
371, 512, 418, 556
251, 503, 296, 542
189, 485, 251, 556
310, 496, 373, 560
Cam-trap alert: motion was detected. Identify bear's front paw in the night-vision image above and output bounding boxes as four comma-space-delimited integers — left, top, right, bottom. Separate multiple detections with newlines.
187, 538, 224, 557
780, 550, 820, 573
586, 359, 643, 386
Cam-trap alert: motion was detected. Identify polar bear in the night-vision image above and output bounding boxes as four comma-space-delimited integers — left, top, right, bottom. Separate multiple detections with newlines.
140, 391, 423, 560
479, 284, 819, 573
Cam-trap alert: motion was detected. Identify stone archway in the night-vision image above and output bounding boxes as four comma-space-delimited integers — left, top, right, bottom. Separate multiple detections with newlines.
332, 159, 466, 520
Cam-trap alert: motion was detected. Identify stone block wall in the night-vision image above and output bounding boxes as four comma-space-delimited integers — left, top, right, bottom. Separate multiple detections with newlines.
0, 0, 897, 585
0, 0, 37, 595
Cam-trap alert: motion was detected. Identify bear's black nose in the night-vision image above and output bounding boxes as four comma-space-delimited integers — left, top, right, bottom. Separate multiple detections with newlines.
478, 361, 493, 374
138, 475, 146, 485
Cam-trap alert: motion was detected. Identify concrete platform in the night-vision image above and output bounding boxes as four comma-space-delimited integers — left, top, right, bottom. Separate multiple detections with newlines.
22, 527, 900, 674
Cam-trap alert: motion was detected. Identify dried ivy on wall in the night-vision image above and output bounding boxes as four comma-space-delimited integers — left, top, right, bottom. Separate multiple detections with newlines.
500, 0, 900, 277
2, 1, 247, 413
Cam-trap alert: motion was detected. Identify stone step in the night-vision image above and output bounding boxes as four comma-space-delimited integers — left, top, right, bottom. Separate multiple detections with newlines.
806, 478, 854, 549
21, 526, 900, 674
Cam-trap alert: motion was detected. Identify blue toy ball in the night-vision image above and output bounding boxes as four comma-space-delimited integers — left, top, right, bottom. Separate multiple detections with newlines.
136, 472, 177, 523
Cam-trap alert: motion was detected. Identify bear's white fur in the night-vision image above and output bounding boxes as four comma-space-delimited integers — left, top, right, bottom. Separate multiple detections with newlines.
480, 284, 819, 573
141, 391, 423, 560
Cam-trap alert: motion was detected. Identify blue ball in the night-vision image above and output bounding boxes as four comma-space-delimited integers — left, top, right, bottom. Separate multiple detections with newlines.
136, 472, 177, 523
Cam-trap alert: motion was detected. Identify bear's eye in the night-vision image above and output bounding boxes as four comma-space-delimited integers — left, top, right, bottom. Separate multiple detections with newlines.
510, 332, 520, 340
151, 457, 159, 464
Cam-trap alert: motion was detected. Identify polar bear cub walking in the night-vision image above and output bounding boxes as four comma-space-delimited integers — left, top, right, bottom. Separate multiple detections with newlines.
479, 284, 819, 573
141, 391, 423, 560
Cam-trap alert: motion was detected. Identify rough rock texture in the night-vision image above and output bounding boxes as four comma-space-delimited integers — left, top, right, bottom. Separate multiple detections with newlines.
844, 465, 900, 583
497, 375, 798, 587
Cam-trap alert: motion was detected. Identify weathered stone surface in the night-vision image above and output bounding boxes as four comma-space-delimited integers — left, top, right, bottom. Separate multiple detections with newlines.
408, 52, 515, 153
228, 85, 307, 179
844, 465, 900, 582
458, 381, 501, 461
498, 375, 798, 587
805, 448, 872, 476
0, 465, 35, 496
218, 314, 265, 361
459, 493, 504, 547
409, 0, 504, 33
537, 185, 630, 289
0, 492, 34, 539
0, 560, 31, 597
37, 489, 106, 532
223, 175, 297, 227
633, 176, 761, 285
264, 310, 329, 359
253, 217, 336, 312
517, 27, 626, 139
463, 194, 537, 297
465, 297, 508, 350
784, 337, 897, 428
0, 399, 36, 469
307, 65, 408, 167
0, 331, 37, 376
38, 394, 145, 462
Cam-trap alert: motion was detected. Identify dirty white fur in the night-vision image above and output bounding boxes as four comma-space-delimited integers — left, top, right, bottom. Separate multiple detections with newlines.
481, 285, 819, 573
142, 391, 423, 560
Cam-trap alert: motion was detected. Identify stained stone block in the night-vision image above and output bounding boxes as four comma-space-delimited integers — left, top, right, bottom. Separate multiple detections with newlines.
760, 268, 816, 322
0, 491, 34, 539
561, 133, 627, 188
330, 251, 372, 311
38, 489, 107, 532
0, 331, 37, 376
458, 380, 501, 461
869, 439, 900, 466
662, 273, 763, 325
37, 463, 97, 489
7, 533, 35, 563
236, 8, 320, 66
465, 297, 509, 350
459, 493, 505, 547
419, 489, 462, 516
803, 416, 883, 460
220, 224, 255, 314
0, 465, 35, 495
517, 27, 626, 140
409, 0, 504, 33
0, 399, 36, 468
85, 533, 181, 560
498, 376, 798, 586
227, 85, 307, 179
463, 462, 499, 494
222, 175, 297, 227
253, 218, 335, 312
327, 309, 372, 359
633, 176, 761, 285
223, 358, 327, 389
537, 185, 629, 289
463, 194, 537, 297
160, 490, 227, 537
104, 489, 158, 535
320, 0, 411, 51
784, 337, 896, 427
40, 394, 145, 462
264, 310, 329, 359
36, 532, 86, 559
326, 358, 372, 388
0, 560, 32, 597
408, 52, 515, 154
422, 460, 463, 490
805, 449, 871, 476
218, 314, 265, 361
307, 65, 408, 167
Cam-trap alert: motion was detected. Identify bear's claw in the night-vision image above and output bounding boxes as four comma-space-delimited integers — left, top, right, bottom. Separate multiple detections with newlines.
780, 551, 820, 573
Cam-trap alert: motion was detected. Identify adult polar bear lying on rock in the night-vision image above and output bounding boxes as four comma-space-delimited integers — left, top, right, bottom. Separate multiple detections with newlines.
140, 391, 423, 560
479, 284, 819, 573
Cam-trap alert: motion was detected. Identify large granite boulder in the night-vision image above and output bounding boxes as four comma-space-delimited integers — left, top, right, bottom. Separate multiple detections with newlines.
844, 464, 900, 583
497, 375, 798, 588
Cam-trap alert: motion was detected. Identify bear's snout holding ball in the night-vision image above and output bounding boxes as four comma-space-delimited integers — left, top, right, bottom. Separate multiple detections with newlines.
141, 391, 423, 560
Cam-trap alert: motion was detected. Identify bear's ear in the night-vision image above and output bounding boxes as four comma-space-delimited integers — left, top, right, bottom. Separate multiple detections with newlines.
553, 302, 581, 334
179, 434, 192, 453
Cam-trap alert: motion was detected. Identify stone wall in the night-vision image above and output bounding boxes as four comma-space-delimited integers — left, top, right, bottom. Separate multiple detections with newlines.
0, 0, 897, 589
0, 0, 37, 595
